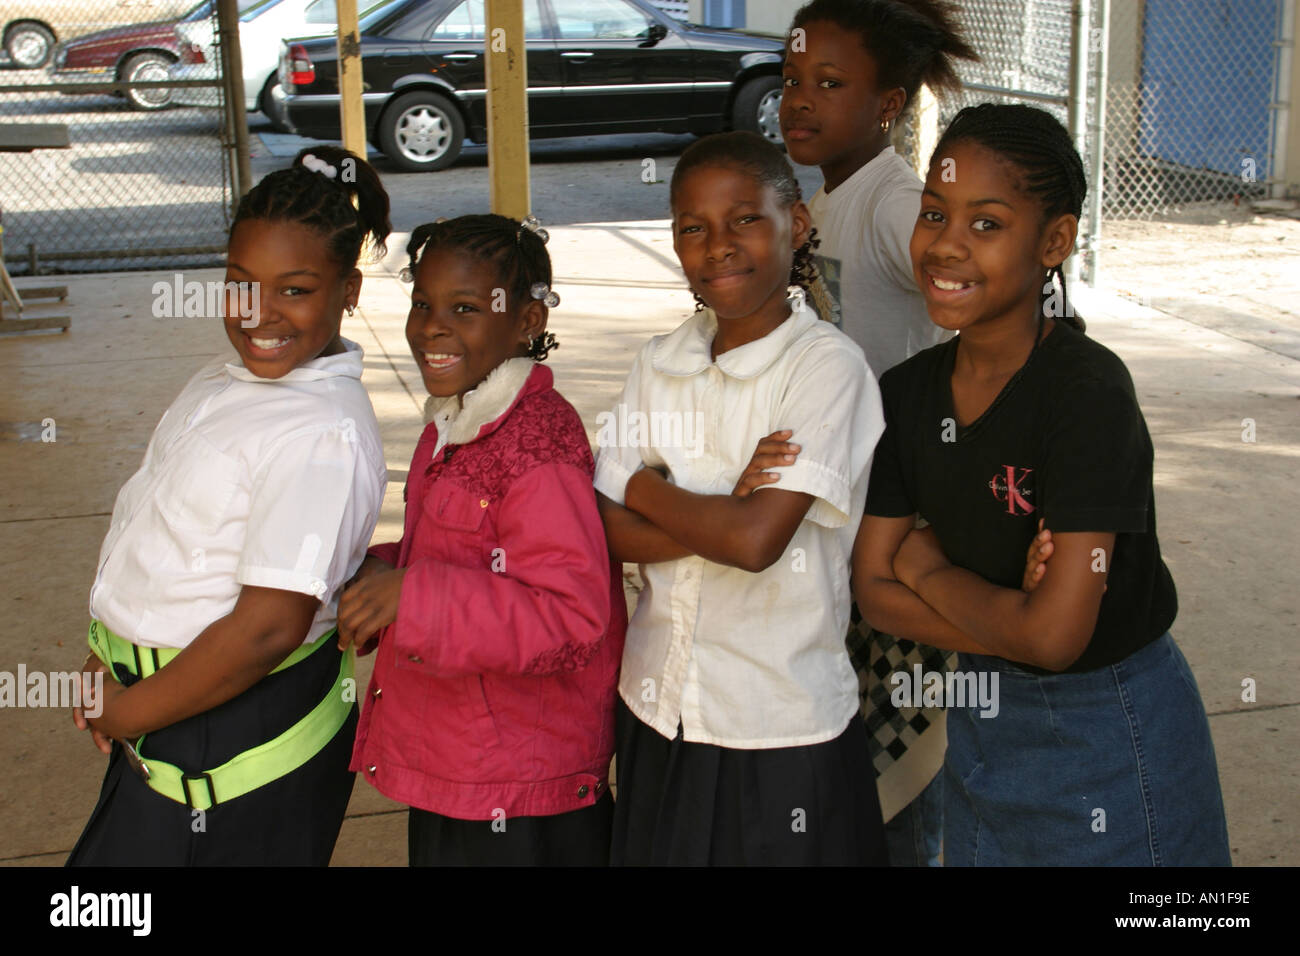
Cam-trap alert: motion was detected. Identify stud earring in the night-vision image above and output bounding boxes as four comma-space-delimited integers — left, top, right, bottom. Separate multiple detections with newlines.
346, 304, 356, 316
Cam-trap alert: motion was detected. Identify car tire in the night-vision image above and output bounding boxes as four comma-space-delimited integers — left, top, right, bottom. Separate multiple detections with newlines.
378, 91, 465, 173
5, 22, 55, 69
122, 52, 176, 111
258, 77, 285, 128
731, 75, 783, 148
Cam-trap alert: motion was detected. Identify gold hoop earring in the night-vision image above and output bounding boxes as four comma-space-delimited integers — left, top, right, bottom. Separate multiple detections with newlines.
880, 118, 891, 134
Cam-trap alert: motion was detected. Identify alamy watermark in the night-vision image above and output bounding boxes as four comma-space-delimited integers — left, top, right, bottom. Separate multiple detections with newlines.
890, 664, 1000, 718
152, 274, 259, 327
595, 404, 705, 458
0, 665, 103, 717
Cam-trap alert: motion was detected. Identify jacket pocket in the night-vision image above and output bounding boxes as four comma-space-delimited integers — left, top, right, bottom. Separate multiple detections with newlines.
419, 482, 490, 564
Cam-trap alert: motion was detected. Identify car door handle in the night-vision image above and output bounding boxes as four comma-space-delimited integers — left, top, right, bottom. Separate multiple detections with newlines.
560, 51, 594, 58
444, 52, 478, 60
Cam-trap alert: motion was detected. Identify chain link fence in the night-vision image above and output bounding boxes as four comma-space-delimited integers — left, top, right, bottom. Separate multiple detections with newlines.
0, 0, 235, 276
1103, 0, 1281, 218
894, 0, 1288, 285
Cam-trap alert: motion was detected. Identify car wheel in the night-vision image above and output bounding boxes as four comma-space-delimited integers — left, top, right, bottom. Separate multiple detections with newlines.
6, 22, 55, 68
122, 52, 175, 111
258, 77, 286, 128
378, 91, 465, 172
731, 75, 783, 147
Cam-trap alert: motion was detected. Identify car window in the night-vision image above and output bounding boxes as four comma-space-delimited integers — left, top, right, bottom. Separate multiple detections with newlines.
181, 0, 263, 20
240, 0, 287, 22
430, 0, 546, 41
551, 0, 652, 40
304, 0, 393, 23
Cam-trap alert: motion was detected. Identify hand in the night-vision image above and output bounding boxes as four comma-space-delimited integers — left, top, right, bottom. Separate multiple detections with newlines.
71, 654, 114, 755
345, 554, 394, 590
338, 567, 407, 652
1022, 519, 1053, 592
76, 654, 139, 748
732, 429, 800, 498
892, 525, 950, 592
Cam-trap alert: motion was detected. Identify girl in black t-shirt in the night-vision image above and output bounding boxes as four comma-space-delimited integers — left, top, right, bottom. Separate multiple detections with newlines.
853, 104, 1230, 865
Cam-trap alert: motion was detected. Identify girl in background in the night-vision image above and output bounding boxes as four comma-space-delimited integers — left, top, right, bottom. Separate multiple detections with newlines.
781, 0, 978, 864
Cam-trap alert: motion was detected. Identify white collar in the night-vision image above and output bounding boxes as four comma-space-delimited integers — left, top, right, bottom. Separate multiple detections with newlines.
652, 297, 818, 381
423, 357, 537, 446
224, 337, 364, 383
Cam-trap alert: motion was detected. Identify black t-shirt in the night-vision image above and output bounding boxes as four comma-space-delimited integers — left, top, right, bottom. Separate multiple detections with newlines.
865, 321, 1177, 674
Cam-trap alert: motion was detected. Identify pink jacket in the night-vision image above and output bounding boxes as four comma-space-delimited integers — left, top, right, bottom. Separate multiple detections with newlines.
351, 360, 626, 819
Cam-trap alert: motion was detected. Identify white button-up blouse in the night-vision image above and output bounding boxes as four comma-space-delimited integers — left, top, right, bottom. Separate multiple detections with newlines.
89, 339, 387, 650
595, 302, 884, 748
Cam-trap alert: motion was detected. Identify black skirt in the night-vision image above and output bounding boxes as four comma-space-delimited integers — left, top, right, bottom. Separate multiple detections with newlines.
610, 697, 887, 866
67, 638, 357, 867
408, 795, 613, 866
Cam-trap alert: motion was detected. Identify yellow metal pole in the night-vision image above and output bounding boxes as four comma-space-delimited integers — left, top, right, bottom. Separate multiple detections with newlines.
485, 0, 531, 218
336, 0, 367, 158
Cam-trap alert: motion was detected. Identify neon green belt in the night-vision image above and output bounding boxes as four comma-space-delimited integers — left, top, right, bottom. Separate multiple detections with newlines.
86, 619, 354, 811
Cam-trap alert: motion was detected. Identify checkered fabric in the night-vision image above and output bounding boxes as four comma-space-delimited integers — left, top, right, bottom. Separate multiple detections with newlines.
846, 603, 956, 778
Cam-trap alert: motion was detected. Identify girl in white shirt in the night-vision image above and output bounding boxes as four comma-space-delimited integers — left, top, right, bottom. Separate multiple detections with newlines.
780, 0, 977, 866
596, 131, 887, 865
67, 147, 390, 866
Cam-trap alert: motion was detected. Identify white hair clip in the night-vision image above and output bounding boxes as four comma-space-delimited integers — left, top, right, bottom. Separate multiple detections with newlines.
301, 153, 338, 180
399, 267, 414, 283
530, 281, 560, 308
518, 215, 550, 245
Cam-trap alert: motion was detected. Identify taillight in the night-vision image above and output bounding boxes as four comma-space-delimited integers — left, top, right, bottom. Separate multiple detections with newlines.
287, 43, 314, 86
180, 41, 206, 65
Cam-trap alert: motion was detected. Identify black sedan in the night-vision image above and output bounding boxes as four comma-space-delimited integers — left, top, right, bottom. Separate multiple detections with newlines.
270, 0, 785, 171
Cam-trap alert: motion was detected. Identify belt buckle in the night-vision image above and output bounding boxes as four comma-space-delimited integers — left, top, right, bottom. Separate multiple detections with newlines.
121, 738, 151, 781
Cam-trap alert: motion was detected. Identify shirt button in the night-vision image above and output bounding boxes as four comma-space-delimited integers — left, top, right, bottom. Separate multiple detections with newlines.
479, 498, 488, 508
407, 654, 422, 664
367, 765, 377, 774
577, 785, 589, 798
373, 687, 382, 699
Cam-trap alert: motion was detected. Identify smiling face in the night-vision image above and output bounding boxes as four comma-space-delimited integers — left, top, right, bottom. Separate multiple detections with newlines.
405, 246, 545, 402
671, 163, 810, 331
911, 139, 1076, 335
224, 219, 356, 378
780, 19, 903, 190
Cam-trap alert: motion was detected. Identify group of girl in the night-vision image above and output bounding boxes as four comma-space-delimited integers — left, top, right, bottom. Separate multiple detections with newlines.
68, 0, 1230, 867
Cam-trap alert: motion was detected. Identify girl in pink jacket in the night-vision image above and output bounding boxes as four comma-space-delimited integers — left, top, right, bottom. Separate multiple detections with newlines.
338, 214, 625, 866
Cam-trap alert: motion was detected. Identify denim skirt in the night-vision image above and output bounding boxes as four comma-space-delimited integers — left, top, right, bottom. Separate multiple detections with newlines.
944, 632, 1230, 866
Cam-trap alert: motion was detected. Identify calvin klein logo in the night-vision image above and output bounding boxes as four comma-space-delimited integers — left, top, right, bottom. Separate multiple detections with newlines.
989, 465, 1035, 515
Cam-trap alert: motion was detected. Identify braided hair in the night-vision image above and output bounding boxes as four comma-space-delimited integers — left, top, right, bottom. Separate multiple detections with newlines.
405, 214, 559, 361
933, 103, 1088, 331
231, 145, 391, 274
669, 130, 821, 314
790, 0, 977, 114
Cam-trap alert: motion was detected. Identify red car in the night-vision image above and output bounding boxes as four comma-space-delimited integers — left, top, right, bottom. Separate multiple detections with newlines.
47, 0, 258, 111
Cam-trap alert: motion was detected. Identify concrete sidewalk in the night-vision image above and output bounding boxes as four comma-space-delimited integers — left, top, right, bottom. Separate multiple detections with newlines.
0, 221, 1294, 865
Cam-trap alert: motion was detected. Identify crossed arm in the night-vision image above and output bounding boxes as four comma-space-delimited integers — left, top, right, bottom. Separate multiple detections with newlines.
598, 431, 813, 573
852, 515, 1111, 672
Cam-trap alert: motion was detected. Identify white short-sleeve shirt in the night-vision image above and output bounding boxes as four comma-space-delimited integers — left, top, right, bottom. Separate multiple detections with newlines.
807, 145, 953, 375
594, 301, 885, 748
89, 338, 387, 650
